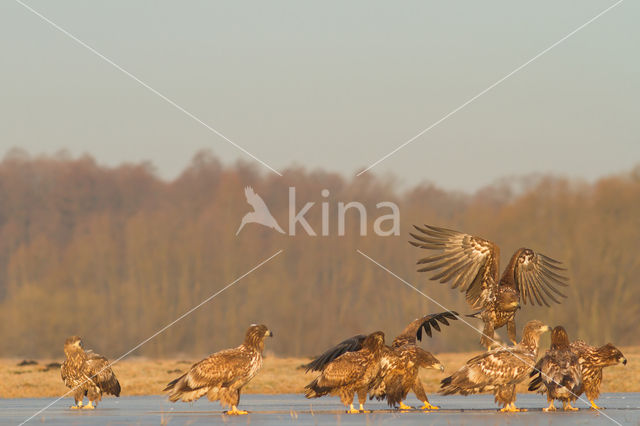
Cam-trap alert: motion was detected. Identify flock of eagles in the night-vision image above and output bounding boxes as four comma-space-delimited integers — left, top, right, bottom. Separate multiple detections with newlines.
61, 224, 627, 415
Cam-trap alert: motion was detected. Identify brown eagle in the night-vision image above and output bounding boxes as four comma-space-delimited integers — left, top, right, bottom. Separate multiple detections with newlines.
61, 336, 121, 410
528, 326, 583, 411
304, 331, 386, 413
440, 320, 550, 412
164, 324, 273, 415
410, 224, 568, 348
304, 312, 457, 410
530, 339, 627, 410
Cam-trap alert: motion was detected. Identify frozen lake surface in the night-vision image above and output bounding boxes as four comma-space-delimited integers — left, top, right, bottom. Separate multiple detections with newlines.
3, 393, 639, 425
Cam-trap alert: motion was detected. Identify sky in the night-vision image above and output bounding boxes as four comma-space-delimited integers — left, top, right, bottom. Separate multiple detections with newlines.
1, 1, 638, 191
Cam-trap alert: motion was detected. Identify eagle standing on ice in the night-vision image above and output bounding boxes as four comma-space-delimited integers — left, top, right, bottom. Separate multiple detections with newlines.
410, 224, 568, 348
304, 331, 386, 413
61, 336, 121, 409
440, 320, 550, 412
164, 324, 273, 415
528, 326, 583, 411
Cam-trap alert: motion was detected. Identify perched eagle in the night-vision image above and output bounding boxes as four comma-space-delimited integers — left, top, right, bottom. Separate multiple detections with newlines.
410, 224, 568, 348
61, 336, 121, 409
440, 320, 550, 412
304, 331, 386, 413
304, 312, 457, 410
164, 324, 273, 415
528, 326, 583, 411
530, 339, 627, 410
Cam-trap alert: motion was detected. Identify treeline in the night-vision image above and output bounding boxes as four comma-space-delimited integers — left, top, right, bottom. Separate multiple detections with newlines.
0, 148, 639, 359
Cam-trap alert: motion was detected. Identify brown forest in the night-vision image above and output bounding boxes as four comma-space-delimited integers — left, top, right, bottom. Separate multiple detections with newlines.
0, 148, 639, 360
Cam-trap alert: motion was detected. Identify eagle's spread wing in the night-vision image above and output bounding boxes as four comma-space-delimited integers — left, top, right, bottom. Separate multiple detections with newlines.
392, 311, 458, 348
509, 248, 568, 306
409, 225, 499, 308
302, 334, 367, 372
84, 351, 121, 397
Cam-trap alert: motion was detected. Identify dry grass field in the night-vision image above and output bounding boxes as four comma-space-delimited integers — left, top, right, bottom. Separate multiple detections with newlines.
1, 347, 638, 399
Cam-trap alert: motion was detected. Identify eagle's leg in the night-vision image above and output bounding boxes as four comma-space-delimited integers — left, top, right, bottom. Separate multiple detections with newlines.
562, 401, 578, 411
412, 379, 438, 410
481, 321, 496, 349
543, 401, 556, 412
589, 400, 603, 410
357, 390, 370, 413
398, 401, 412, 410
227, 406, 248, 415
507, 318, 517, 345
70, 389, 84, 409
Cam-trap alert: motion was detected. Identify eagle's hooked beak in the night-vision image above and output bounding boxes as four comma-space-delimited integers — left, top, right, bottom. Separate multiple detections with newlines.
541, 325, 551, 333
437, 364, 445, 372
266, 330, 274, 338
622, 357, 627, 365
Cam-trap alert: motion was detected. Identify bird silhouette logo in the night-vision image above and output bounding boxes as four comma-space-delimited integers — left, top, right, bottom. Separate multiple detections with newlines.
236, 186, 285, 235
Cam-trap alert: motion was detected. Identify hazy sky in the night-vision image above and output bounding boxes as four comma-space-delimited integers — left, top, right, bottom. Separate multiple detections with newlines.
1, 1, 638, 191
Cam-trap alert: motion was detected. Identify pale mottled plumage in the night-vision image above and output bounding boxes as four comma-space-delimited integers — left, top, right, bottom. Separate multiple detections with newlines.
529, 326, 582, 411
164, 324, 273, 415
61, 336, 121, 409
440, 320, 550, 412
410, 225, 568, 348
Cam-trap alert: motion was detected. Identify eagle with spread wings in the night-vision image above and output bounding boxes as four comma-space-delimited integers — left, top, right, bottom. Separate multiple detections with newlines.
528, 326, 583, 411
440, 320, 550, 412
61, 336, 121, 410
410, 225, 568, 348
304, 311, 458, 410
304, 331, 386, 413
164, 324, 273, 415
530, 338, 627, 410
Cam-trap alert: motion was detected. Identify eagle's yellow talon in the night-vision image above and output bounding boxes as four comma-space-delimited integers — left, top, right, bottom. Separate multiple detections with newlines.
421, 402, 439, 410
590, 401, 603, 410
70, 405, 82, 410
226, 406, 248, 415
543, 402, 556, 412
398, 401, 412, 410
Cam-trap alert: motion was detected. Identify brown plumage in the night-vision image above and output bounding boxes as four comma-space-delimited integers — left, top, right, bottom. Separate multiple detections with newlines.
528, 326, 583, 411
60, 336, 121, 410
440, 320, 550, 412
304, 331, 386, 413
410, 224, 568, 348
164, 324, 273, 415
572, 340, 626, 409
304, 311, 457, 410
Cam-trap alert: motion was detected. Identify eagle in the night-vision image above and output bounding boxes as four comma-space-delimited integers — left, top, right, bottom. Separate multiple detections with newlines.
61, 336, 121, 410
164, 324, 273, 415
304, 331, 386, 413
528, 326, 583, 411
409, 224, 568, 348
440, 320, 550, 412
530, 338, 627, 410
304, 311, 457, 410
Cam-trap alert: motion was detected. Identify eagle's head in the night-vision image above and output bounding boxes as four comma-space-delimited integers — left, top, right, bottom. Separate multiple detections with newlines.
550, 326, 570, 350
597, 343, 627, 367
244, 324, 273, 352
497, 287, 520, 312
363, 331, 386, 352
520, 320, 550, 352
63, 336, 83, 354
